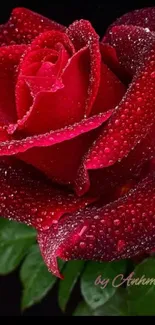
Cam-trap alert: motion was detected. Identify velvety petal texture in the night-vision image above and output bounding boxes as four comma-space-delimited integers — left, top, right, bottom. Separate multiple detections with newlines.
0, 7, 65, 46
38, 174, 155, 278
67, 20, 101, 116
90, 60, 126, 115
0, 158, 94, 231
85, 50, 155, 170
0, 6, 155, 279
0, 112, 112, 183
104, 25, 155, 76
16, 47, 89, 134
0, 45, 26, 126
105, 7, 155, 32
0, 112, 112, 155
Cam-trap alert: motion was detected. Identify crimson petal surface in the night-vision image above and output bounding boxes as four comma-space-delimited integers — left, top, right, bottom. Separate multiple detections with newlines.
105, 25, 155, 76
38, 174, 155, 277
0, 112, 112, 183
0, 45, 26, 126
85, 50, 155, 169
104, 7, 155, 32
0, 7, 65, 46
67, 20, 101, 116
0, 158, 94, 231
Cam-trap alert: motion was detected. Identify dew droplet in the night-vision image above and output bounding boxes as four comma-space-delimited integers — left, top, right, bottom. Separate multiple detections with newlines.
86, 234, 95, 241
79, 241, 86, 249
117, 239, 125, 252
113, 219, 121, 226
52, 220, 58, 225
100, 219, 105, 224
42, 225, 50, 231
114, 140, 119, 146
115, 119, 120, 126
104, 147, 111, 154
94, 215, 99, 220
151, 71, 155, 78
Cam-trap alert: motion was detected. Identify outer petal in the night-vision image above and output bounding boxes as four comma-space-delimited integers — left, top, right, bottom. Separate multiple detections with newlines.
38, 174, 155, 277
74, 124, 155, 197
0, 158, 94, 231
67, 20, 101, 116
104, 7, 155, 33
84, 50, 155, 170
0, 7, 65, 46
104, 25, 155, 76
0, 112, 112, 183
0, 45, 26, 126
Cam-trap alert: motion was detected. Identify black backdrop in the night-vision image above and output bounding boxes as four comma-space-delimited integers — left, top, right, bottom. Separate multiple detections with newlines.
0, 0, 155, 316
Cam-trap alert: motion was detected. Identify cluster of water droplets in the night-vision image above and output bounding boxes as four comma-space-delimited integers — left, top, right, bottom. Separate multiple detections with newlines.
41, 173, 155, 273
0, 160, 92, 232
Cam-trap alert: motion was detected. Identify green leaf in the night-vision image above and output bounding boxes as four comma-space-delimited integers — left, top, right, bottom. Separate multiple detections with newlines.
94, 288, 129, 316
73, 289, 129, 316
81, 260, 127, 309
20, 245, 64, 310
127, 258, 155, 315
0, 218, 36, 274
73, 301, 93, 316
58, 260, 85, 311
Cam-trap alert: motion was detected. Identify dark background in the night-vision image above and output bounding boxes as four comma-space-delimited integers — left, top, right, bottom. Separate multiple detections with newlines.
0, 0, 155, 316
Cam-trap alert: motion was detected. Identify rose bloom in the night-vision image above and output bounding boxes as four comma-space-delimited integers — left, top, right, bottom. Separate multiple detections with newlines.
0, 6, 155, 277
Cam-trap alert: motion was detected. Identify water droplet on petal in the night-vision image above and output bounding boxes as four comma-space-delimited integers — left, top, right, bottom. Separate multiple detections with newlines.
113, 219, 121, 226
117, 239, 125, 252
79, 241, 86, 249
94, 215, 99, 220
151, 71, 155, 78
104, 147, 111, 153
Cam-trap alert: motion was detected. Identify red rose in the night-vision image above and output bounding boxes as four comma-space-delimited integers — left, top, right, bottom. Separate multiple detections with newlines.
0, 7, 155, 278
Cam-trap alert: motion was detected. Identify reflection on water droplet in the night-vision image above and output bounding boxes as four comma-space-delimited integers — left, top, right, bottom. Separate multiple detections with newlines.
42, 225, 50, 231
104, 147, 111, 154
52, 220, 58, 225
79, 241, 86, 249
113, 219, 120, 226
94, 215, 99, 220
151, 71, 155, 78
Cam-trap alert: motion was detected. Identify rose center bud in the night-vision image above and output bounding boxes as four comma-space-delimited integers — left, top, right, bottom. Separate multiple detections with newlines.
15, 30, 90, 136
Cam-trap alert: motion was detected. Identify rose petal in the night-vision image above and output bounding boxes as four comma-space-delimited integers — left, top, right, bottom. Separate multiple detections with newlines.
0, 45, 26, 126
24, 75, 64, 98
0, 112, 112, 183
0, 112, 112, 154
100, 43, 129, 84
104, 7, 155, 33
0, 158, 94, 232
14, 48, 61, 127
74, 124, 155, 197
14, 30, 91, 135
30, 29, 74, 54
105, 25, 155, 76
38, 173, 155, 277
67, 20, 101, 116
16, 47, 90, 134
16, 29, 75, 119
84, 50, 155, 170
0, 7, 65, 46
91, 60, 126, 115
75, 26, 155, 197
